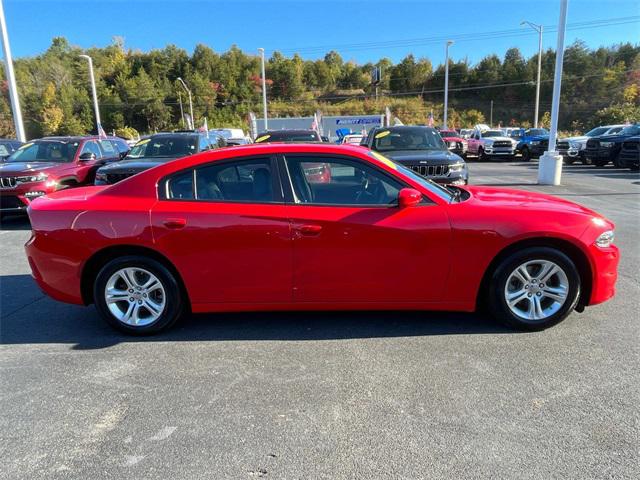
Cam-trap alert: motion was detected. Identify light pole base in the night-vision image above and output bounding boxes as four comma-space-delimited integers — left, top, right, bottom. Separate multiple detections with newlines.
538, 151, 563, 185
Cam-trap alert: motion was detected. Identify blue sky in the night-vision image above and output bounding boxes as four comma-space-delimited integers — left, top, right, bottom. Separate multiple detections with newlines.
3, 0, 639, 65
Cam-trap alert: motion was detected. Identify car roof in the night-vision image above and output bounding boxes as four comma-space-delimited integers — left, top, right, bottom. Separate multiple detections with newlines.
39, 135, 120, 142
258, 129, 318, 134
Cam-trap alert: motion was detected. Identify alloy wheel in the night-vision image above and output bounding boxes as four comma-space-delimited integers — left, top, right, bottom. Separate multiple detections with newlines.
104, 267, 166, 326
504, 259, 569, 322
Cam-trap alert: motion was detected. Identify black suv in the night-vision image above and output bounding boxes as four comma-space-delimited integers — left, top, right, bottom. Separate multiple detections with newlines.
95, 131, 219, 185
584, 124, 640, 167
254, 130, 322, 143
360, 126, 468, 185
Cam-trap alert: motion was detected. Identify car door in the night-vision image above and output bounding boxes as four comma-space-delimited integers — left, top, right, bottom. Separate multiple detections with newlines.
281, 154, 451, 304
467, 132, 478, 154
74, 140, 104, 183
150, 155, 293, 306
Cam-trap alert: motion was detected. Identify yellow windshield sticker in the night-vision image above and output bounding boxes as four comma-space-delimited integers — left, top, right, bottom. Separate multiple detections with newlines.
255, 134, 271, 143
18, 142, 33, 149
370, 151, 397, 170
135, 138, 150, 146
374, 130, 390, 139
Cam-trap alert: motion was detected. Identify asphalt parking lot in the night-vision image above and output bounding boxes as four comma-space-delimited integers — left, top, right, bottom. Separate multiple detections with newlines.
1, 161, 638, 479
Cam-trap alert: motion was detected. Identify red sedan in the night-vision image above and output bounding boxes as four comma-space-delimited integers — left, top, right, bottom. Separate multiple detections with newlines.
25, 144, 619, 334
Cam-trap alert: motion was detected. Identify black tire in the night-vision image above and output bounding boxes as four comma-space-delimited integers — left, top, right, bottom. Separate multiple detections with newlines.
478, 147, 488, 162
563, 157, 575, 165
487, 247, 581, 331
94, 255, 185, 335
594, 159, 609, 167
521, 146, 531, 162
613, 153, 624, 168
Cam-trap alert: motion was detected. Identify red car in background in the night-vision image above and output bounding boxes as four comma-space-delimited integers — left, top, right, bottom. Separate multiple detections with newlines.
0, 136, 128, 215
438, 130, 468, 158
25, 143, 618, 335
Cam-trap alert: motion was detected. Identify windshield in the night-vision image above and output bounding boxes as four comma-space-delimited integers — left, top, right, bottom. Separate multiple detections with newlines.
482, 130, 504, 138
7, 140, 80, 163
210, 129, 232, 139
127, 136, 197, 159
527, 129, 548, 136
620, 125, 640, 136
373, 127, 445, 152
586, 127, 608, 137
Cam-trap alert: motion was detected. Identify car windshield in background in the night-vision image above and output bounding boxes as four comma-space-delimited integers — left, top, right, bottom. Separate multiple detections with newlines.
7, 140, 80, 163
586, 127, 608, 136
482, 130, 504, 138
620, 125, 640, 136
256, 131, 319, 143
127, 136, 197, 159
527, 129, 548, 136
374, 128, 446, 152
439, 131, 458, 137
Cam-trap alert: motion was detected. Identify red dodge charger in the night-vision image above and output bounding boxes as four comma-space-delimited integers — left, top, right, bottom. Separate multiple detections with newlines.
25, 143, 619, 334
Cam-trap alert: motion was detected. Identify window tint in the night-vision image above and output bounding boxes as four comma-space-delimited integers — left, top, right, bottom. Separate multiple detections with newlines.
286, 156, 402, 206
7, 140, 80, 163
167, 170, 195, 200
81, 140, 102, 158
198, 136, 210, 151
196, 158, 274, 202
112, 139, 130, 154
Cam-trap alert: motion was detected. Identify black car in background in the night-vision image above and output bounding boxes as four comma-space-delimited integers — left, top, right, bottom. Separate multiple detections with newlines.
95, 131, 218, 185
0, 139, 24, 161
361, 126, 468, 185
254, 130, 322, 143
617, 136, 640, 170
584, 124, 640, 167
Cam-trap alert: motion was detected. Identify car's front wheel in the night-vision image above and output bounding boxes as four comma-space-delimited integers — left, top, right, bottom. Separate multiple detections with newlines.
478, 147, 488, 162
488, 247, 580, 331
521, 146, 532, 162
94, 256, 185, 335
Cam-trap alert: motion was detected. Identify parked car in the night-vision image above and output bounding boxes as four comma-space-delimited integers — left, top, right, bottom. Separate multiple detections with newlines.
0, 138, 24, 161
25, 143, 618, 335
0, 136, 127, 215
557, 125, 626, 165
509, 128, 550, 161
361, 126, 467, 185
209, 128, 250, 146
254, 130, 322, 143
340, 134, 364, 145
615, 136, 640, 170
438, 130, 468, 158
467, 129, 517, 161
95, 132, 217, 185
584, 124, 640, 167
458, 128, 474, 139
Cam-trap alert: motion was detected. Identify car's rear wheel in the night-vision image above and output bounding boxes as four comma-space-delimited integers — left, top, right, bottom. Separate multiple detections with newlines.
488, 247, 580, 331
94, 256, 184, 335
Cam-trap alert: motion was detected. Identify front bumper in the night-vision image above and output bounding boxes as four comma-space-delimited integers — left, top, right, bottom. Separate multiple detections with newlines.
586, 243, 619, 305
403, 163, 468, 185
484, 146, 516, 157
0, 181, 55, 213
585, 147, 616, 163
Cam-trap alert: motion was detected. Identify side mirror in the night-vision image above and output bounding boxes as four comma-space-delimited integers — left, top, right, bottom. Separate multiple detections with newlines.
119, 150, 129, 159
79, 152, 96, 161
398, 188, 422, 208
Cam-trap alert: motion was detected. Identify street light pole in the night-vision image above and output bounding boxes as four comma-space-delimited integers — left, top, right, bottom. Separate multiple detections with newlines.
0, 0, 25, 141
176, 77, 194, 129
443, 40, 453, 129
79, 55, 102, 135
521, 20, 543, 128
538, 0, 569, 185
177, 91, 185, 128
258, 48, 268, 130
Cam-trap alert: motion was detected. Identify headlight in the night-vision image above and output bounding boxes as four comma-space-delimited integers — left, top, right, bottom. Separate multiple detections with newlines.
600, 141, 614, 148
595, 230, 614, 248
449, 163, 466, 172
15, 173, 47, 184
531, 141, 541, 145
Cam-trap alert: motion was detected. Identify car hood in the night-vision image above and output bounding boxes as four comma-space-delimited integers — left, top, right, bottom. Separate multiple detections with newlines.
561, 135, 588, 143
593, 134, 626, 143
0, 161, 69, 175
464, 185, 599, 217
98, 158, 173, 172
441, 136, 464, 142
483, 136, 513, 143
382, 150, 462, 165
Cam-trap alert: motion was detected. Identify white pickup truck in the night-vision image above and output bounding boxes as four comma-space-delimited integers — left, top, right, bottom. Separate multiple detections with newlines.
467, 128, 517, 161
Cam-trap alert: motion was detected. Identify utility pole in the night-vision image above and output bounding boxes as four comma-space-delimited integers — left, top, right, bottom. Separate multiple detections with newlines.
79, 55, 102, 135
176, 77, 194, 129
490, 100, 493, 127
521, 20, 543, 128
0, 0, 25, 141
177, 91, 185, 128
443, 40, 453, 129
258, 48, 268, 130
538, 0, 568, 185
